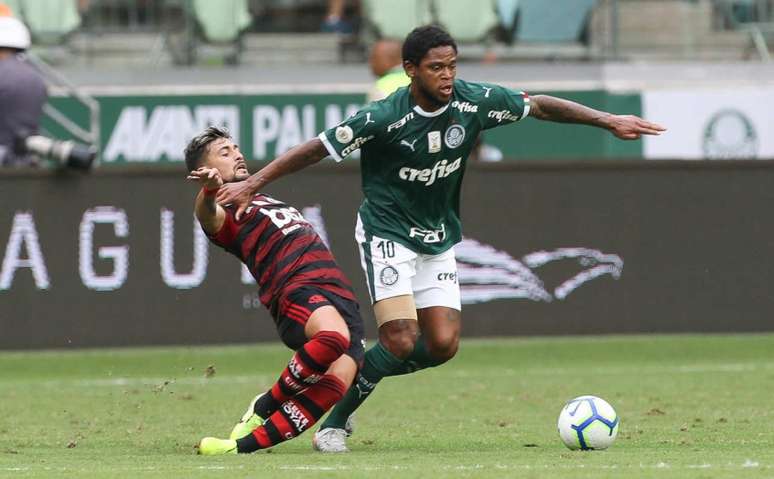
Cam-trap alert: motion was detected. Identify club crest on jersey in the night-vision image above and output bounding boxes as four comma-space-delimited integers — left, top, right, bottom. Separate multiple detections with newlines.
379, 266, 399, 286
444, 124, 466, 149
428, 131, 441, 153
335, 125, 354, 144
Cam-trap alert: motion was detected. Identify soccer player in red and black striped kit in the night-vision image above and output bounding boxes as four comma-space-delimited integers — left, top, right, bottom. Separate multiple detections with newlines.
184, 126, 365, 455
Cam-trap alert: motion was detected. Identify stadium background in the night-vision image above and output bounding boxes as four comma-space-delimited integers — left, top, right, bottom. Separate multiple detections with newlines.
2, 0, 774, 347
2, 2, 774, 477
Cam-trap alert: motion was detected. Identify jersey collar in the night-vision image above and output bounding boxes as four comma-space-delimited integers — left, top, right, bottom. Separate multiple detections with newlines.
413, 102, 449, 118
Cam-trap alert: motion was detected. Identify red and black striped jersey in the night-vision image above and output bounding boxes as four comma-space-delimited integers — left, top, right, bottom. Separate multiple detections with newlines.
206, 193, 356, 310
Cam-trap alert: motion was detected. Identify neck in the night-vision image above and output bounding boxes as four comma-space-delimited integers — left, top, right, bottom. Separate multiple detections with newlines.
409, 82, 446, 113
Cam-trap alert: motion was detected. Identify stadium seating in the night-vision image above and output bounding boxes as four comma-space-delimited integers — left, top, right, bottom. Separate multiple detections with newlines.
191, 0, 251, 43
514, 0, 597, 43
12, 0, 80, 44
361, 0, 432, 40
496, 0, 520, 33
435, 0, 499, 42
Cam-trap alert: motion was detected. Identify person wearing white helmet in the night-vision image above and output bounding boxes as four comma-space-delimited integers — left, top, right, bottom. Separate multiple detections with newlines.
0, 12, 48, 167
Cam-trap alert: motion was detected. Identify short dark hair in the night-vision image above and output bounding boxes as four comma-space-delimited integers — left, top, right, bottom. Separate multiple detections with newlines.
402, 25, 457, 66
184, 126, 231, 172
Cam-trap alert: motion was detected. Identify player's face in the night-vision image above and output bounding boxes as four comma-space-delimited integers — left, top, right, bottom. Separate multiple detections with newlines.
406, 45, 457, 107
203, 137, 249, 182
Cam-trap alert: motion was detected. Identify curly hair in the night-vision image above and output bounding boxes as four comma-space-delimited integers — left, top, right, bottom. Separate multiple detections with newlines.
402, 25, 457, 66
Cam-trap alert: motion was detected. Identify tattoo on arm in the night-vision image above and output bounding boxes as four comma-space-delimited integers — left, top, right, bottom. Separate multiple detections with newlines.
529, 95, 611, 129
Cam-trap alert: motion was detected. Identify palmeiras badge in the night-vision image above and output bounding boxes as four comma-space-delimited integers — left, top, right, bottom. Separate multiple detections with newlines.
380, 266, 399, 286
444, 124, 465, 148
702, 109, 757, 159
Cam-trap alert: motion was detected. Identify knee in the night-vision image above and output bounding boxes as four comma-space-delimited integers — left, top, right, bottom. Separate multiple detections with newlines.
335, 325, 351, 345
379, 320, 419, 359
313, 328, 350, 357
426, 331, 459, 363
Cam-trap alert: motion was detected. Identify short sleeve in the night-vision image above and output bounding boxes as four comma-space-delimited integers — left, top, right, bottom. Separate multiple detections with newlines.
318, 104, 382, 162
479, 84, 530, 130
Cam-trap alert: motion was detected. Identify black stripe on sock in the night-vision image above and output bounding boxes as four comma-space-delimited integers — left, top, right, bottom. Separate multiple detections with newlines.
263, 419, 284, 445
255, 393, 280, 419
294, 394, 325, 419
236, 432, 259, 453
296, 347, 326, 373
277, 378, 298, 397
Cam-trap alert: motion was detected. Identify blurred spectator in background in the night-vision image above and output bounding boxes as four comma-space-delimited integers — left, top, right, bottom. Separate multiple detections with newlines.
321, 0, 355, 34
368, 39, 409, 101
0, 6, 47, 167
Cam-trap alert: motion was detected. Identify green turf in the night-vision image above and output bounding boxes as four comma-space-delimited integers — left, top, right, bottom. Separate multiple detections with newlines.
1, 334, 773, 478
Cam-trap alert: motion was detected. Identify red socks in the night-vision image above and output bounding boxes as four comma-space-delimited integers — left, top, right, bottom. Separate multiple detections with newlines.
270, 331, 349, 404
237, 375, 347, 452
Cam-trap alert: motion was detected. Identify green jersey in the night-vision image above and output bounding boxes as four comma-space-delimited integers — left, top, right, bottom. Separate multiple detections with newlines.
319, 78, 530, 255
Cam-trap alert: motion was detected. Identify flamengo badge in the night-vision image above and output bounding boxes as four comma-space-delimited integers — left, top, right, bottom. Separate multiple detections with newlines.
444, 125, 465, 148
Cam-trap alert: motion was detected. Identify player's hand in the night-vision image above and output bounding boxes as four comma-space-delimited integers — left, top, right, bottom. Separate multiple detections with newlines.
216, 180, 253, 220
606, 115, 666, 140
186, 167, 223, 190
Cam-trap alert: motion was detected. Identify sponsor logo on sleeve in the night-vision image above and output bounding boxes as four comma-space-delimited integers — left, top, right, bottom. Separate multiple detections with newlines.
341, 135, 375, 157
488, 109, 520, 123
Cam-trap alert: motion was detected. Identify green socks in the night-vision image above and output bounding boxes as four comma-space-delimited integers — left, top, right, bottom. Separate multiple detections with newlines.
320, 341, 403, 430
394, 336, 447, 375
320, 337, 448, 430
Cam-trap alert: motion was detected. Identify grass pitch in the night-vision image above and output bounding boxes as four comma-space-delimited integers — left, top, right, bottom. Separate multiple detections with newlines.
1, 334, 772, 478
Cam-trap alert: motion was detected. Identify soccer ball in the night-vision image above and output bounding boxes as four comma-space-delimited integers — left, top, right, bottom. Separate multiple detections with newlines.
557, 395, 619, 450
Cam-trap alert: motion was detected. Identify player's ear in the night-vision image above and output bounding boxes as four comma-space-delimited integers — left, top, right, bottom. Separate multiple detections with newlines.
404, 60, 416, 78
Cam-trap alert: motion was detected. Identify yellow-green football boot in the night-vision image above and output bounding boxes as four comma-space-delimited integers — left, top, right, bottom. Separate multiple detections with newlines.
229, 393, 266, 440
197, 437, 237, 455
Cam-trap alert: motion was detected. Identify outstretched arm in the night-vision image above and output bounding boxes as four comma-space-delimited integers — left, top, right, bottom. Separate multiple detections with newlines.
216, 138, 329, 220
187, 167, 226, 235
528, 94, 666, 140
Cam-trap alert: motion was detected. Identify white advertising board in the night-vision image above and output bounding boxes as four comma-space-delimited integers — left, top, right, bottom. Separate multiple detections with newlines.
643, 87, 774, 160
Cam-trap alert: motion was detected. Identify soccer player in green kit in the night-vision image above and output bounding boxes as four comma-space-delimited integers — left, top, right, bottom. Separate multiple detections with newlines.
217, 25, 666, 452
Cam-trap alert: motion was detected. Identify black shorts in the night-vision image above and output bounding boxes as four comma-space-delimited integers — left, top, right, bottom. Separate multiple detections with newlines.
274, 286, 365, 366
